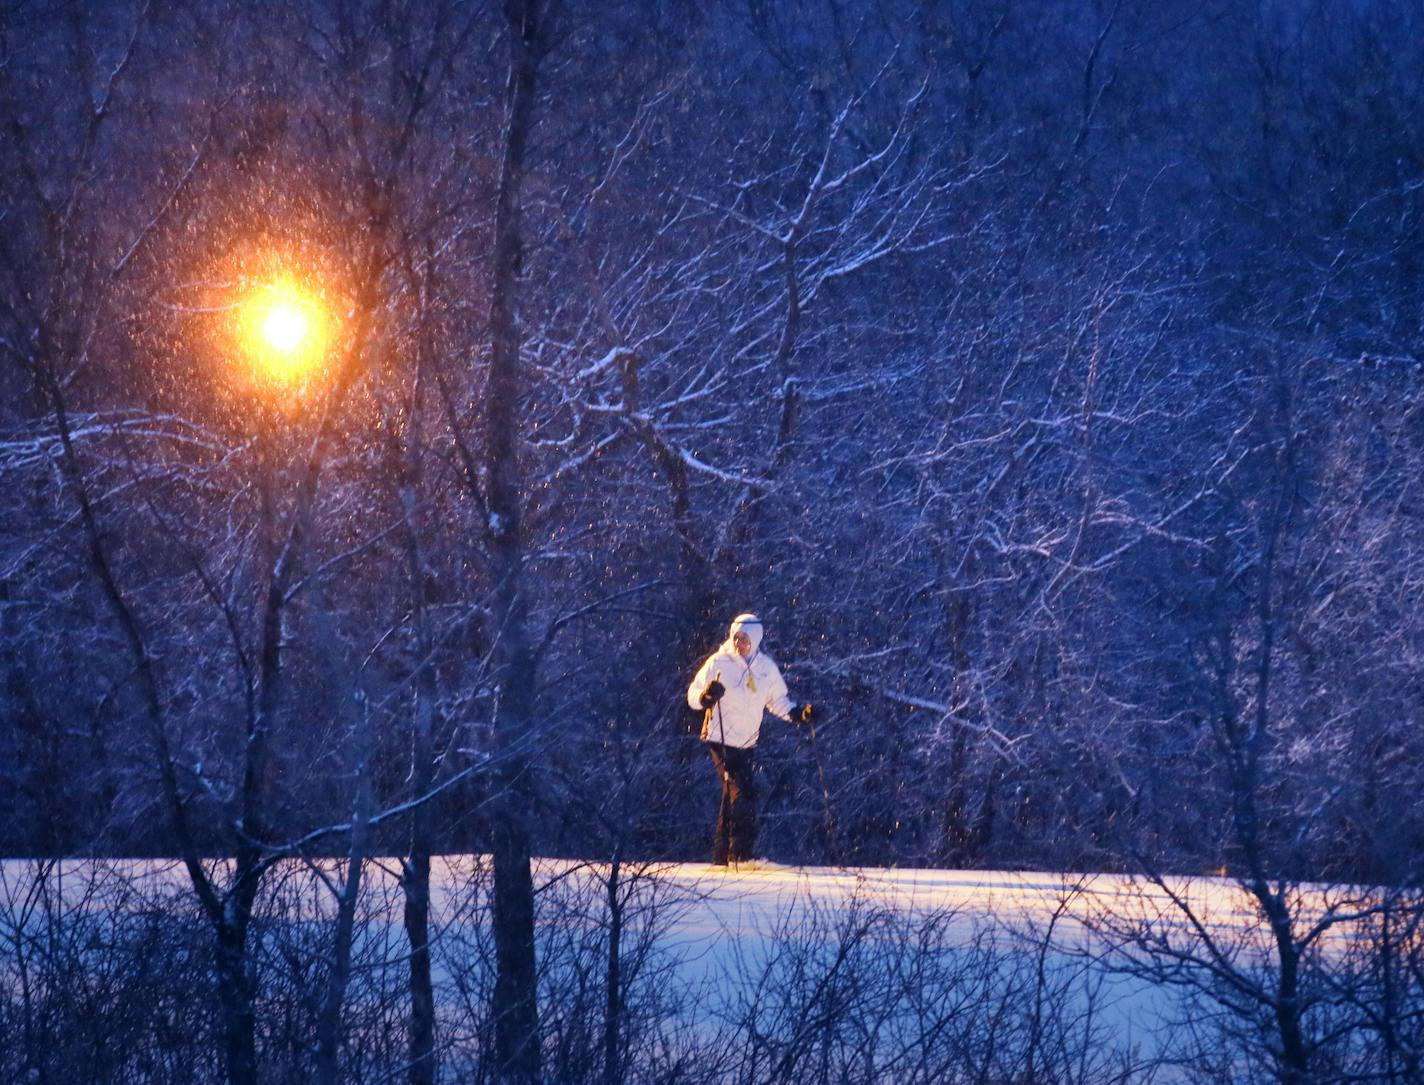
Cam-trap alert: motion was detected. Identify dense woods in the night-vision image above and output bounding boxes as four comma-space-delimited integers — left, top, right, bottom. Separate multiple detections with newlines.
3, 1, 1424, 1082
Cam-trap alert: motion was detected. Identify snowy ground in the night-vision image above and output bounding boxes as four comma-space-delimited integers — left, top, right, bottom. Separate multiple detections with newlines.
6, 857, 1370, 1080
551, 862, 1209, 1048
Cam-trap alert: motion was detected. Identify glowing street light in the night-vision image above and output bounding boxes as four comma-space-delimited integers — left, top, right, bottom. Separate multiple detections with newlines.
261, 301, 309, 353
236, 276, 331, 390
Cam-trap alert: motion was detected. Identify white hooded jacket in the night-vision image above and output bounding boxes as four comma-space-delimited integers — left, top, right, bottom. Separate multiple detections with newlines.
687, 614, 796, 749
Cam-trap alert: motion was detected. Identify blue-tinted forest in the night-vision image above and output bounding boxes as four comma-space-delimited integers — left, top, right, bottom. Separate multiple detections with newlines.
3, 3, 1424, 1081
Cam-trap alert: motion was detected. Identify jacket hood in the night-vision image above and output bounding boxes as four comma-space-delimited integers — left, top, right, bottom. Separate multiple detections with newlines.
726, 613, 764, 656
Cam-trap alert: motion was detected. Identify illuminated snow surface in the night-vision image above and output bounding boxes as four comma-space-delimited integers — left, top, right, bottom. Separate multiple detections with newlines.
8, 858, 1379, 1077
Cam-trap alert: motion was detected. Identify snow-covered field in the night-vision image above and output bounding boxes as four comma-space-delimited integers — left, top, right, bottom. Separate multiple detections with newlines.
609, 862, 1184, 1057
1, 857, 1395, 1082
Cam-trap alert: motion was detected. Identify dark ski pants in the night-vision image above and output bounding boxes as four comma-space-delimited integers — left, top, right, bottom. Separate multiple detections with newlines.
706, 741, 757, 865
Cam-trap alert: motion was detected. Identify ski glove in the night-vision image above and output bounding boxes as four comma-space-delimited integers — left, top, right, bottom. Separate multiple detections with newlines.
699, 680, 726, 708
790, 703, 814, 725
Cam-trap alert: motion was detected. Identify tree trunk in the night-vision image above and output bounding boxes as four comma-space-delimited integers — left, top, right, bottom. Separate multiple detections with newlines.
941, 584, 976, 866
602, 851, 624, 1085
315, 850, 365, 1085
315, 684, 371, 1085
484, 1, 544, 1082
398, 342, 439, 1085
403, 661, 437, 1085
403, 847, 437, 1085
215, 864, 262, 1085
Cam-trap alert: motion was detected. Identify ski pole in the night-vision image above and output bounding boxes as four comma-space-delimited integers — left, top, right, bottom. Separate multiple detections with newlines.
712, 670, 731, 863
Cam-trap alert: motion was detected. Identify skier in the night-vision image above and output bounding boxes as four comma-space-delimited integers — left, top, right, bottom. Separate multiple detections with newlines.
687, 613, 813, 867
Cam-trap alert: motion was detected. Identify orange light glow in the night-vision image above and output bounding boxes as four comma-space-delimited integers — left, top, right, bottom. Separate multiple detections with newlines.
262, 302, 309, 353
237, 277, 330, 388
